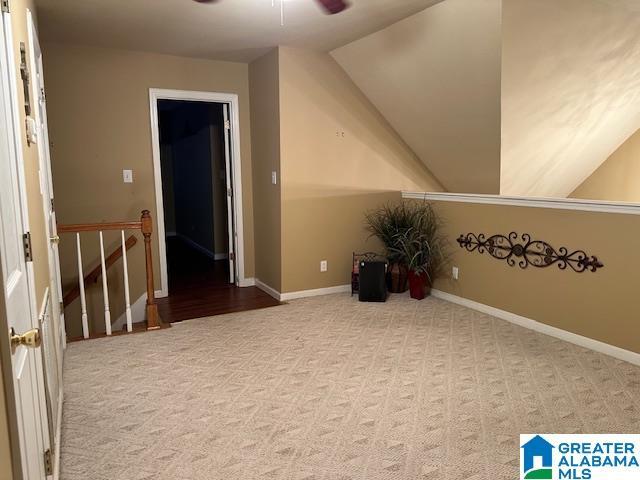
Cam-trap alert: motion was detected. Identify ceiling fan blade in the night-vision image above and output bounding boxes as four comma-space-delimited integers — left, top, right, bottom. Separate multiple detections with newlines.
315, 0, 351, 15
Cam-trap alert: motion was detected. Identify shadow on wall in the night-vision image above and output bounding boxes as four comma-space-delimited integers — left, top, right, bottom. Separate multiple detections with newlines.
281, 187, 402, 293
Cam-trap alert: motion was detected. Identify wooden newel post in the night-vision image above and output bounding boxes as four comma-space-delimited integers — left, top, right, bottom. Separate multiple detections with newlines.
141, 210, 161, 330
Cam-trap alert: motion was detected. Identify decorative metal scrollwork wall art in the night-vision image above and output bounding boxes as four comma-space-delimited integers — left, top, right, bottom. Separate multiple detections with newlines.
456, 232, 604, 273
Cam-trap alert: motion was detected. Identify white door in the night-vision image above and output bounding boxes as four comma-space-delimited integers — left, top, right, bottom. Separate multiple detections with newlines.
27, 9, 64, 465
222, 104, 236, 284
0, 11, 48, 480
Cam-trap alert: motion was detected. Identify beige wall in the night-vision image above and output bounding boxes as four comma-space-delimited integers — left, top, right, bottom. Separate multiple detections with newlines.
501, 0, 640, 198
42, 43, 256, 322
282, 187, 399, 293
249, 49, 282, 291
424, 199, 640, 354
570, 128, 640, 202
278, 47, 443, 293
332, 0, 502, 194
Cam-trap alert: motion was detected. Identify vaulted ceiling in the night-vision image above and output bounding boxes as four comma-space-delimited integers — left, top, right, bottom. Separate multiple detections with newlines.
500, 0, 640, 197
34, 0, 442, 62
37, 0, 640, 197
332, 0, 502, 194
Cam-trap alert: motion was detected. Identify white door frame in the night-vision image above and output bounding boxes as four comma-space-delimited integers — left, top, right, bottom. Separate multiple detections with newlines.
26, 9, 66, 350
27, 11, 64, 479
0, 7, 49, 480
149, 88, 246, 296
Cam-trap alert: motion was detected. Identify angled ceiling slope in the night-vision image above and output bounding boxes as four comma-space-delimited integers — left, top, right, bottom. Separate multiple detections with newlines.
34, 0, 441, 62
501, 0, 640, 198
332, 0, 502, 194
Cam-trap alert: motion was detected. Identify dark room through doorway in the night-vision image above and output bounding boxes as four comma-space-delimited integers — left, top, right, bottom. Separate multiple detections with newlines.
154, 97, 280, 322
158, 100, 232, 294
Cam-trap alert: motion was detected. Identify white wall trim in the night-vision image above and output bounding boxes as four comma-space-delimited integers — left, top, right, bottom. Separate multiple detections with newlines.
238, 277, 256, 287
112, 289, 164, 330
403, 191, 640, 215
149, 88, 246, 297
254, 279, 280, 300
281, 285, 352, 301
254, 280, 351, 302
431, 289, 640, 366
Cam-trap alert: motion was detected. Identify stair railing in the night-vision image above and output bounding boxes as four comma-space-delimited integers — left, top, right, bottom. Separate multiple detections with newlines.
58, 210, 161, 339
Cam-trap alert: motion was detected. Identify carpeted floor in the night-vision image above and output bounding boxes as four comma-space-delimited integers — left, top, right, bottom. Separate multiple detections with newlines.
60, 293, 640, 480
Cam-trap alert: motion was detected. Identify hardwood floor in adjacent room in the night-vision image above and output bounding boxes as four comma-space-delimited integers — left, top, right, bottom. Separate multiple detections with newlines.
156, 236, 280, 323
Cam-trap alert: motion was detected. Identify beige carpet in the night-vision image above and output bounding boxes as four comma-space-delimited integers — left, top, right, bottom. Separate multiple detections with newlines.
60, 293, 640, 480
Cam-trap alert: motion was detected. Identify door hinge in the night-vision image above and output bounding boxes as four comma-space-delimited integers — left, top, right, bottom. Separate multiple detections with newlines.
229, 252, 235, 261
50, 198, 55, 212
227, 187, 232, 197
224, 120, 231, 130
1, 0, 9, 13
59, 301, 64, 312
23, 232, 33, 262
43, 448, 52, 475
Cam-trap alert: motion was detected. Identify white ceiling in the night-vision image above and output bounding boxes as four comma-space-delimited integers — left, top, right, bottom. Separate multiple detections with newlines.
34, 0, 440, 62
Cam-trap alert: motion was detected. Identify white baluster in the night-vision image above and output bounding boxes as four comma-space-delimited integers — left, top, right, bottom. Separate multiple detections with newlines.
99, 231, 111, 335
76, 233, 89, 339
121, 230, 132, 333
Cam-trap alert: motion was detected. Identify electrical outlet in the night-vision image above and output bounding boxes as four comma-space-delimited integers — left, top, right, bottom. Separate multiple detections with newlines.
452, 266, 459, 280
320, 260, 328, 272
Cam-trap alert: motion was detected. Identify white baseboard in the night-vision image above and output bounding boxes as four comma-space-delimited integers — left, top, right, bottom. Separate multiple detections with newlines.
255, 279, 281, 300
431, 289, 640, 367
281, 284, 351, 301
112, 289, 163, 330
238, 277, 256, 287
254, 280, 351, 302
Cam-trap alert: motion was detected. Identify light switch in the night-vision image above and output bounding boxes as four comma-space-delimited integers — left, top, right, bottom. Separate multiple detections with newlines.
26, 116, 38, 144
123, 169, 133, 183
271, 171, 278, 185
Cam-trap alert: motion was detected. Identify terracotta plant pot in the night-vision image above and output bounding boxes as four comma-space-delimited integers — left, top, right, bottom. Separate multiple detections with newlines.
387, 262, 409, 293
407, 270, 431, 300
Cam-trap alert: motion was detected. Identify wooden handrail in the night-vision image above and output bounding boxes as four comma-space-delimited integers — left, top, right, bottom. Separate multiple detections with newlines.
57, 221, 142, 233
58, 210, 162, 332
62, 235, 137, 307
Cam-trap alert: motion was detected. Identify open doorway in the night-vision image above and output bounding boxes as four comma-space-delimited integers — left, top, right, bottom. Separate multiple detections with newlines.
150, 90, 279, 322
149, 89, 246, 299
158, 99, 233, 293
